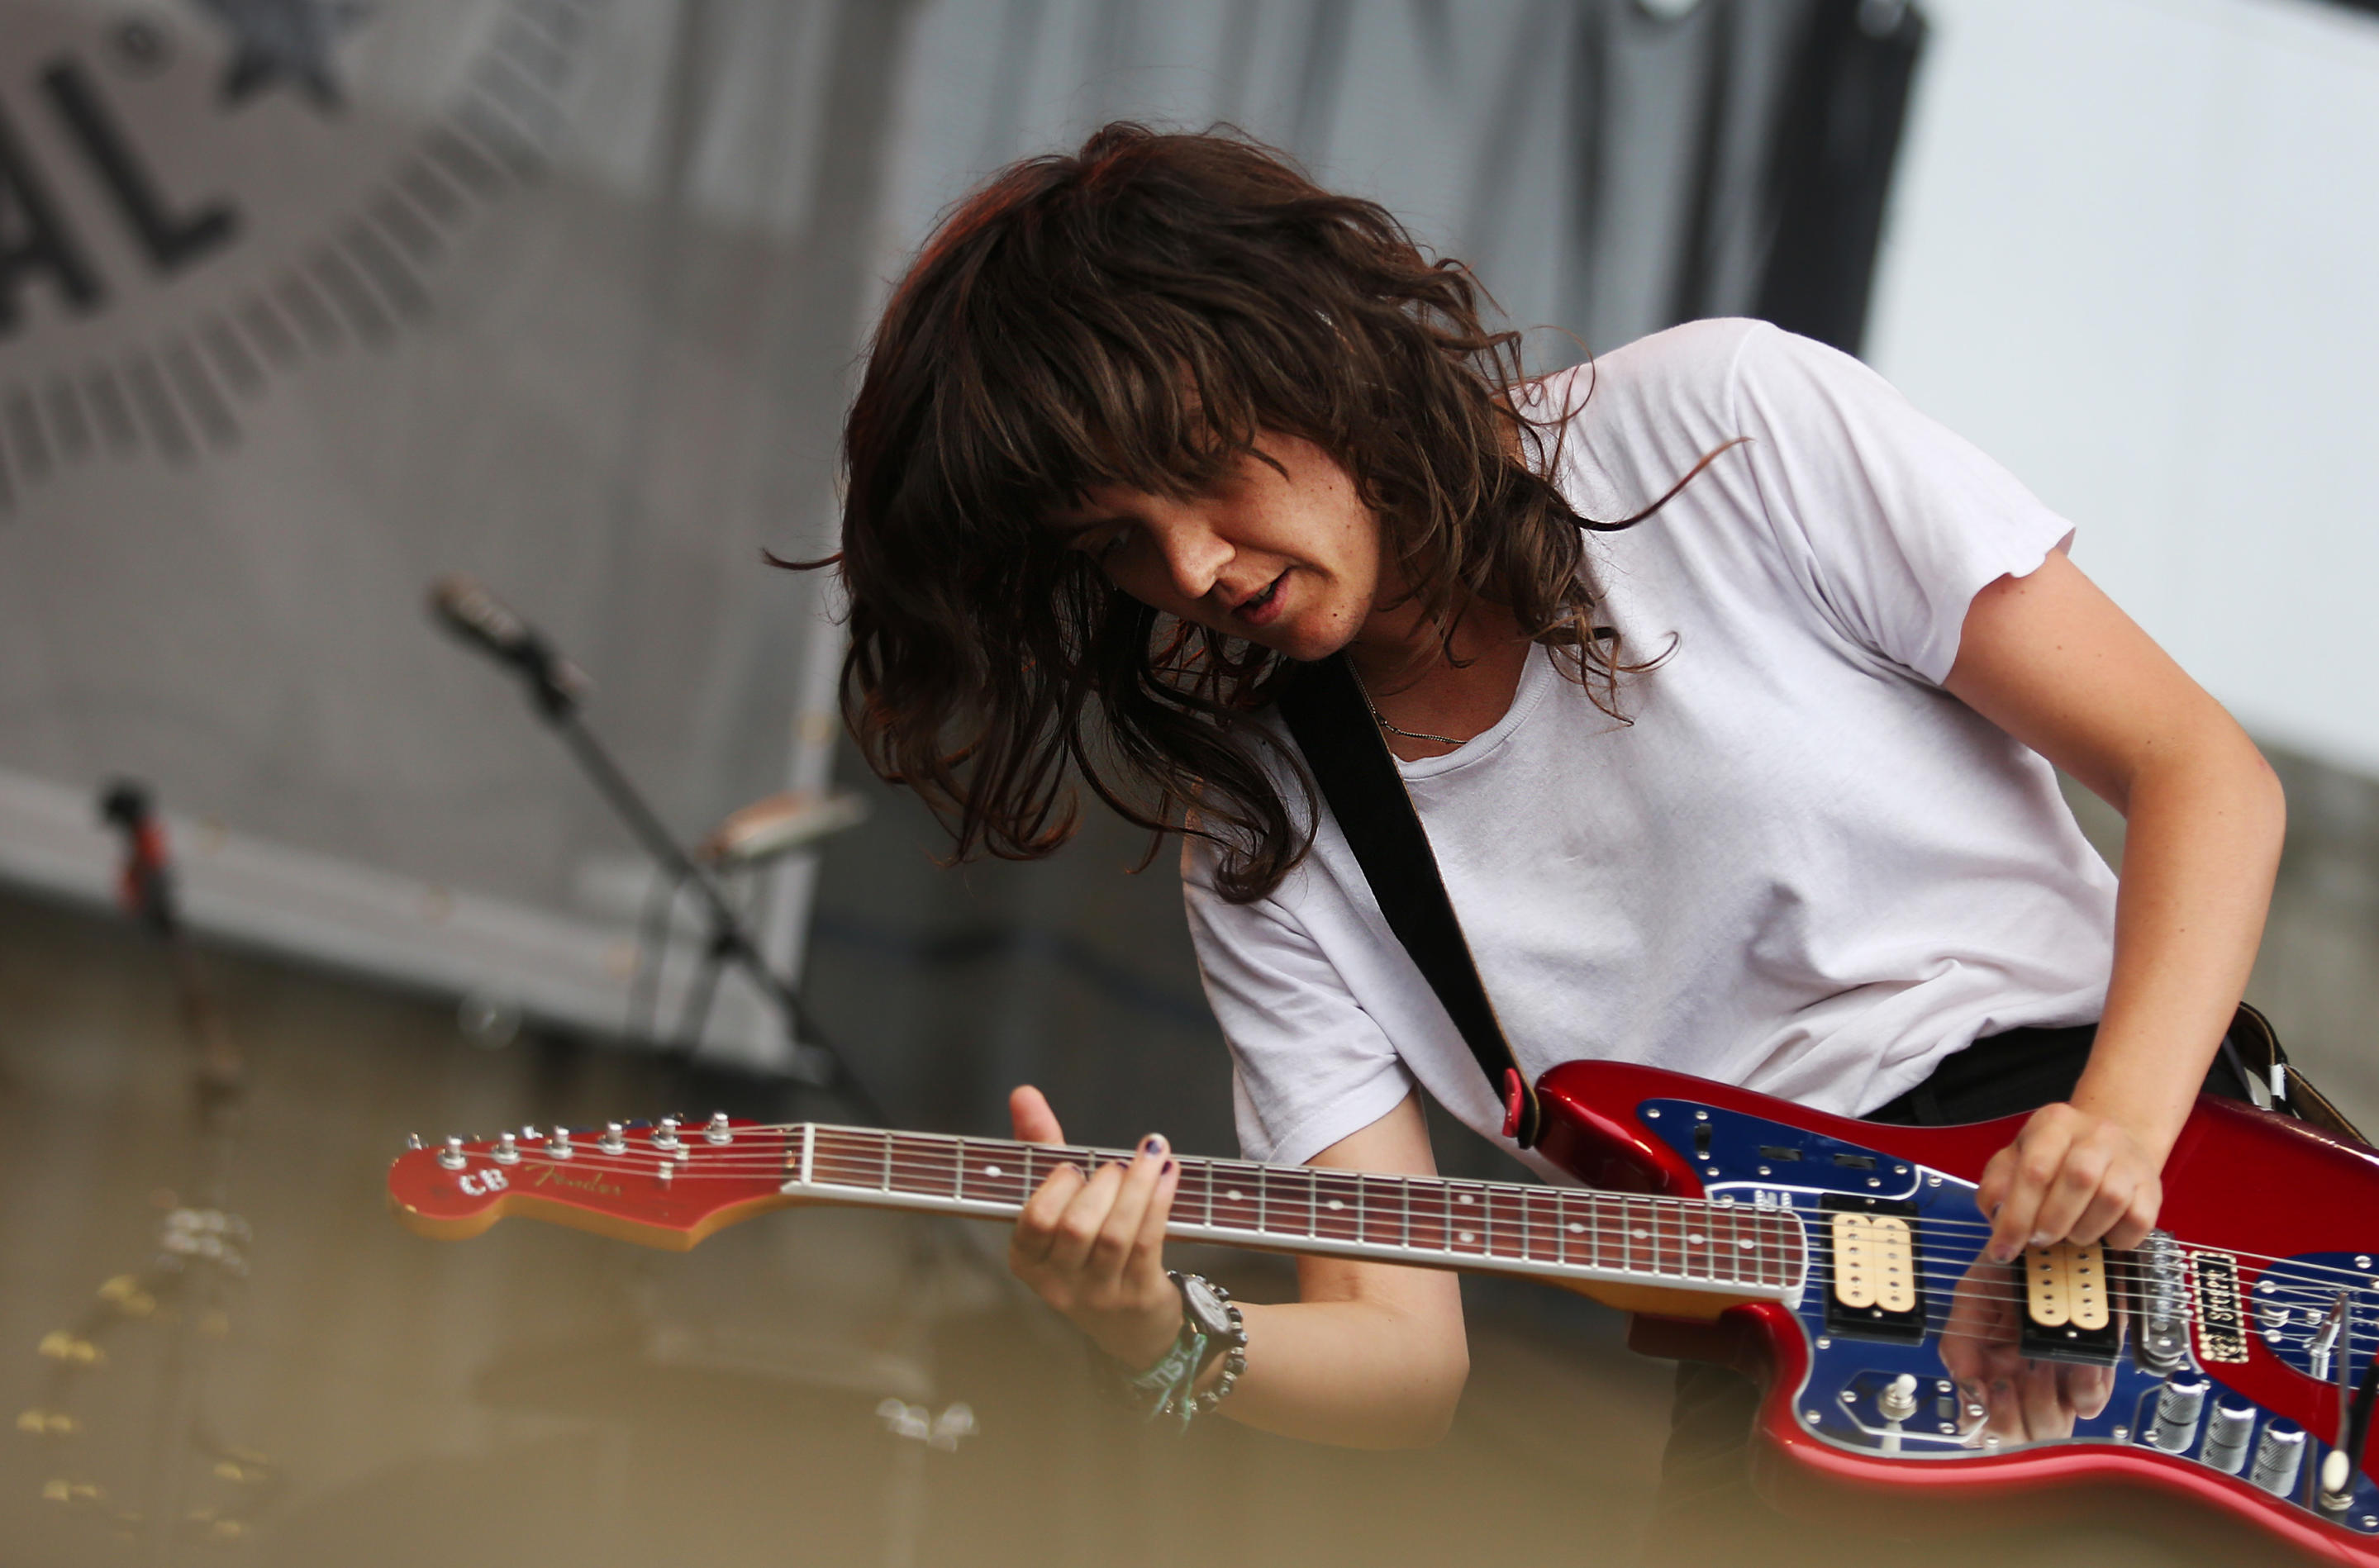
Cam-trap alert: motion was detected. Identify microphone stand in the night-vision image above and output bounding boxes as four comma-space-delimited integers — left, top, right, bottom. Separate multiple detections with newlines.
494, 632, 887, 1127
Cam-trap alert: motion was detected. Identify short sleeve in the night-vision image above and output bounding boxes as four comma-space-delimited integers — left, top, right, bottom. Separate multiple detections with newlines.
1181, 839, 1416, 1166
1730, 322, 2073, 684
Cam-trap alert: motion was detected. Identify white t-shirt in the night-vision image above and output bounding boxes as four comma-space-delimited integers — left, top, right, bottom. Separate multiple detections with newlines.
1182, 318, 2120, 1175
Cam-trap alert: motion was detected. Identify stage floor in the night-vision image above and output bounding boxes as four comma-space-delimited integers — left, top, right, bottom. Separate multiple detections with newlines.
0, 888, 2296, 1567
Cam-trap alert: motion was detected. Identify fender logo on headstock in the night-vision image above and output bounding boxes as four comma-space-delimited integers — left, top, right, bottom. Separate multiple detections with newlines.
528, 1164, 622, 1199
2189, 1249, 2249, 1364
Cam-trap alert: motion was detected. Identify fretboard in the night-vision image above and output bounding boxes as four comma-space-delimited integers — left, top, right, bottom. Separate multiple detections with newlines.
784, 1124, 1806, 1303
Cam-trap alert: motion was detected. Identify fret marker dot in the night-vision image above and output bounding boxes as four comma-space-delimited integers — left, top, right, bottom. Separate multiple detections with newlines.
1458, 1230, 1476, 1244
1631, 1228, 1649, 1240
1325, 1199, 1344, 1211
1738, 1238, 1755, 1249
1567, 1223, 1585, 1234
1225, 1190, 1244, 1202
984, 1165, 1002, 1178
1687, 1233, 1706, 1246
1456, 1195, 1474, 1205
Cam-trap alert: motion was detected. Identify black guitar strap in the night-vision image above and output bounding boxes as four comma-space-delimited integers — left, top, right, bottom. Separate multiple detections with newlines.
1277, 653, 1544, 1147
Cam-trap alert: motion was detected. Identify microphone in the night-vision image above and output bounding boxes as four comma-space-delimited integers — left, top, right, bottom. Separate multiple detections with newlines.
430, 573, 589, 713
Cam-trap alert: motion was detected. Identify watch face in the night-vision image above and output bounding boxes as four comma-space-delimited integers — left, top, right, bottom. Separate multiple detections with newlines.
1180, 1276, 1230, 1336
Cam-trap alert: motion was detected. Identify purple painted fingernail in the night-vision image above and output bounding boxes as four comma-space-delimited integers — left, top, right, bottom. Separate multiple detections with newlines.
1162, 1161, 1176, 1175
1142, 1137, 1163, 1154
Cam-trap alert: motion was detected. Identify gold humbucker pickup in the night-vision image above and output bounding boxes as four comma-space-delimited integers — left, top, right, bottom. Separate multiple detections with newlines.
2188, 1249, 2250, 1364
2017, 1240, 2125, 1364
1832, 1212, 1918, 1312
2025, 1241, 2110, 1329
1820, 1194, 1925, 1342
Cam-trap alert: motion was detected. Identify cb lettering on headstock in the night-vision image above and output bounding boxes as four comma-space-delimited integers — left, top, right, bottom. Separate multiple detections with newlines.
456, 1167, 510, 1199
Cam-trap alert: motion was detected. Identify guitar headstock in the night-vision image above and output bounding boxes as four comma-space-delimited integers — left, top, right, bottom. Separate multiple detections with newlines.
387, 1114, 797, 1251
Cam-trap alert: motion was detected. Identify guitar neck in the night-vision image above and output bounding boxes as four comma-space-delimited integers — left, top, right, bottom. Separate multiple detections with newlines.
787, 1124, 1806, 1310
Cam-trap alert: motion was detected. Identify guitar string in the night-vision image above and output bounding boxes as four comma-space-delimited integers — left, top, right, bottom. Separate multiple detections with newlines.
446, 1129, 2379, 1298
446, 1128, 2379, 1293
439, 1144, 2379, 1341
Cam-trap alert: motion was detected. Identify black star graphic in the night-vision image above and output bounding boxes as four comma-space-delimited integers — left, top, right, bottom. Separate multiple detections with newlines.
185, 0, 374, 112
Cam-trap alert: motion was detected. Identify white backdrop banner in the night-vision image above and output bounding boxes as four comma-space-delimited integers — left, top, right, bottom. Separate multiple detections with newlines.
0, 0, 912, 1062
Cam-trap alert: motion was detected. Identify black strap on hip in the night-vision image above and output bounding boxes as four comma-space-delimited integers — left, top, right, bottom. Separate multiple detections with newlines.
1277, 653, 1543, 1147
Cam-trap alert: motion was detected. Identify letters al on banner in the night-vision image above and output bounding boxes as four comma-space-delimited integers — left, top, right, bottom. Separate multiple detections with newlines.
0, 0, 579, 496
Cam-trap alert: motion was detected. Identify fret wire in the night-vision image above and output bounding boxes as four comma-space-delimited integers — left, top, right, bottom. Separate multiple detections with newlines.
1256, 1164, 1268, 1237
1398, 1173, 1411, 1255
1305, 1166, 1318, 1238
1354, 1168, 1365, 1246
1440, 1177, 1454, 1257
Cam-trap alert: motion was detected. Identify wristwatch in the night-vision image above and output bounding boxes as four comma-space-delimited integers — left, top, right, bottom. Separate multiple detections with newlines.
1116, 1271, 1249, 1428
1170, 1271, 1248, 1414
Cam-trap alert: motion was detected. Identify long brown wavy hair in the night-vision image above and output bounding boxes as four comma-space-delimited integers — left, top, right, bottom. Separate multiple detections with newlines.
803, 123, 1699, 903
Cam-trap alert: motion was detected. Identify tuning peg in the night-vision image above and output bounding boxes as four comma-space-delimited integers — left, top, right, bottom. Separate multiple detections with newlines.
437, 1136, 467, 1171
599, 1123, 626, 1155
550, 1126, 574, 1160
706, 1111, 734, 1146
521, 1125, 540, 1141
493, 1132, 521, 1165
653, 1117, 683, 1153
406, 1133, 422, 1151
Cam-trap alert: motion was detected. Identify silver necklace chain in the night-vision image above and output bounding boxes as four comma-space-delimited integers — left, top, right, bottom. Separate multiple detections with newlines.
1350, 665, 1474, 748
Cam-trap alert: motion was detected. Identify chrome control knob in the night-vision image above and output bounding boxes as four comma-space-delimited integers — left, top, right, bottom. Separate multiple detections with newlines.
2200, 1395, 2257, 1475
2150, 1373, 2208, 1453
2250, 1418, 2306, 1496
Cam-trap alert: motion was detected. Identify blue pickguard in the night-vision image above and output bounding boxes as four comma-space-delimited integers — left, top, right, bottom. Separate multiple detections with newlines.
1639, 1096, 2379, 1534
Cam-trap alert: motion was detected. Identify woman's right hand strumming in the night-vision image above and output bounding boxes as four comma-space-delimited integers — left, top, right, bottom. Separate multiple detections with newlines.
1007, 1085, 1186, 1369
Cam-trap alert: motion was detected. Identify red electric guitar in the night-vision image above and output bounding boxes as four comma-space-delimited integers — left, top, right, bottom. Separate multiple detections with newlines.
388, 1060, 2379, 1561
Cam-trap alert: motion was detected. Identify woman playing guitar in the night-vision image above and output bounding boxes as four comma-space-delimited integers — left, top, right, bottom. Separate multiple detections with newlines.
812, 123, 2283, 1543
